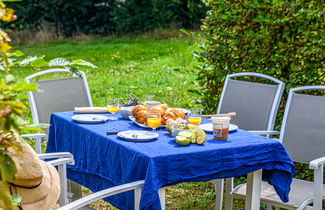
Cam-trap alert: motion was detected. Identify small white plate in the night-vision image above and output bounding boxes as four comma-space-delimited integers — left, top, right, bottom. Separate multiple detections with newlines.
129, 116, 165, 128
72, 114, 109, 124
117, 130, 159, 142
199, 123, 238, 133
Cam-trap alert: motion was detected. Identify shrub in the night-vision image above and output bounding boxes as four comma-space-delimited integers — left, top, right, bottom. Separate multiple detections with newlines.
5, 0, 207, 36
195, 0, 324, 114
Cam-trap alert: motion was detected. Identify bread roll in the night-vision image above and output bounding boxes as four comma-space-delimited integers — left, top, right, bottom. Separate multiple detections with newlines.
134, 110, 147, 124
132, 105, 146, 116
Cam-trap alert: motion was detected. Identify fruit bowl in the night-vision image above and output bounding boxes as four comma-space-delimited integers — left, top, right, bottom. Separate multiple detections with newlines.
119, 106, 134, 119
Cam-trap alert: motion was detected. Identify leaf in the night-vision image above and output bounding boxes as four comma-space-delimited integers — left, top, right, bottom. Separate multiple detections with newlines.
0, 152, 16, 182
29, 56, 47, 67
48, 58, 72, 66
11, 194, 21, 206
7, 50, 24, 57
0, 181, 12, 209
71, 59, 97, 68
19, 56, 40, 66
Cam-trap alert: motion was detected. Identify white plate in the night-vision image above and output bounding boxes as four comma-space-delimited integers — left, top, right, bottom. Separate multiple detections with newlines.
129, 116, 165, 128
199, 123, 238, 133
117, 130, 159, 142
72, 114, 109, 124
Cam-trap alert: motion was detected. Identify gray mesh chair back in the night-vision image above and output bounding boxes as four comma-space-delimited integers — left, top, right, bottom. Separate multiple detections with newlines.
280, 86, 325, 164
24, 69, 93, 125
218, 73, 285, 131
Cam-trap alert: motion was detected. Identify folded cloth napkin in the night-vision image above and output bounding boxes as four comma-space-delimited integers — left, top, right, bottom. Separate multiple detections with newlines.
74, 107, 108, 113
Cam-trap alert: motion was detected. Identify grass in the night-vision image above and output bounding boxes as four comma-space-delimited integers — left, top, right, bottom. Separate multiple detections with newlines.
14, 36, 200, 110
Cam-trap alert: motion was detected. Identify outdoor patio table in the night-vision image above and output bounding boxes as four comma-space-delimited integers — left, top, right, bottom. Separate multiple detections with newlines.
47, 111, 295, 210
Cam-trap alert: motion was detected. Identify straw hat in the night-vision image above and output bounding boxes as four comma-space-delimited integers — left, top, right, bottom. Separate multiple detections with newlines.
9, 143, 60, 210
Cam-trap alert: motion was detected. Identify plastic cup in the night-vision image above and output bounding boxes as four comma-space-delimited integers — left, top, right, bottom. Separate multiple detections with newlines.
212, 117, 231, 140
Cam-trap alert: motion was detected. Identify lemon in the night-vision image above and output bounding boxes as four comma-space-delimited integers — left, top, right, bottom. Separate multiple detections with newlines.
188, 124, 198, 130
195, 129, 206, 145
175, 135, 191, 146
178, 131, 193, 138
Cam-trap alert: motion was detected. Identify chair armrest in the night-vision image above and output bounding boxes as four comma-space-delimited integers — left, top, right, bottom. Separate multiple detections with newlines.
57, 180, 145, 210
26, 123, 51, 128
21, 133, 47, 139
37, 152, 73, 159
48, 158, 75, 166
309, 156, 325, 170
22, 133, 47, 154
37, 152, 74, 165
248, 130, 280, 136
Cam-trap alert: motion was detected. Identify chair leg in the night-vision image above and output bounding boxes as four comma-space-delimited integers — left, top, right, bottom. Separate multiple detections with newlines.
224, 178, 233, 210
58, 164, 68, 206
35, 136, 42, 154
214, 179, 224, 210
158, 187, 165, 210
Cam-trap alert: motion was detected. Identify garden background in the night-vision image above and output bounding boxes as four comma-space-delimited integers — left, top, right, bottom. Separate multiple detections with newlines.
1, 0, 324, 209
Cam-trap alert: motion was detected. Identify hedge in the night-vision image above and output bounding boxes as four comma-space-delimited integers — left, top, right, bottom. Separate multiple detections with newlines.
195, 0, 324, 114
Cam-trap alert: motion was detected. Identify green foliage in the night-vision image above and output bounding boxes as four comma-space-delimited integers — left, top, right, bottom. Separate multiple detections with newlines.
195, 0, 325, 113
5, 0, 207, 36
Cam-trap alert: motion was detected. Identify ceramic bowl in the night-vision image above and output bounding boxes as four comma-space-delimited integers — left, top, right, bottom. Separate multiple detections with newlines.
119, 106, 134, 119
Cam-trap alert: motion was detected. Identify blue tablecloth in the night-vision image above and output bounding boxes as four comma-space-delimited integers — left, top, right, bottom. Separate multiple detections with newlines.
47, 111, 295, 210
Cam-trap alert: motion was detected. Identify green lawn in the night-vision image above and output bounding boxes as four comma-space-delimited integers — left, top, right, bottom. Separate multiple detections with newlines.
15, 37, 199, 109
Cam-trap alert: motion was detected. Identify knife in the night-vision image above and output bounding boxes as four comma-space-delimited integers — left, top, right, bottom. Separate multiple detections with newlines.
106, 131, 122, 135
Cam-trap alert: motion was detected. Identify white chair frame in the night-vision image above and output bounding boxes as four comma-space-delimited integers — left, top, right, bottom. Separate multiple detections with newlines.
218, 72, 285, 135
24, 133, 74, 207
24, 68, 93, 153
212, 72, 285, 210
232, 85, 325, 210
57, 180, 145, 210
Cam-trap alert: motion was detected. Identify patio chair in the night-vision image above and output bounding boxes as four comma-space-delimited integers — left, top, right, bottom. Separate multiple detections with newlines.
210, 72, 285, 209
24, 68, 93, 153
24, 69, 93, 202
231, 86, 325, 210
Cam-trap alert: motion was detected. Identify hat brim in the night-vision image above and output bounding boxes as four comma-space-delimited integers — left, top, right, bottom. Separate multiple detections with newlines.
12, 160, 61, 210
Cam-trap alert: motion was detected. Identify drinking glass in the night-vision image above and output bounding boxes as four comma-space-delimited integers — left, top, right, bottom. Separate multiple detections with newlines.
107, 97, 120, 120
147, 110, 161, 132
188, 108, 202, 125
142, 94, 155, 108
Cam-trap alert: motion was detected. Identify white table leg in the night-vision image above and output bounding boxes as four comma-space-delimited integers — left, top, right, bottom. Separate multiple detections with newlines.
213, 178, 224, 210
224, 178, 233, 210
245, 169, 262, 210
158, 187, 166, 210
134, 187, 142, 210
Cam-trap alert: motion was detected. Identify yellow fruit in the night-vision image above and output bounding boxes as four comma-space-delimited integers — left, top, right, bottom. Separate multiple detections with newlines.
175, 135, 191, 146
195, 129, 206, 144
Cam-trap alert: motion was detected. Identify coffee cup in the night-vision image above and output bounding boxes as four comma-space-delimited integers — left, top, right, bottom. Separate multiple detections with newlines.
212, 117, 231, 140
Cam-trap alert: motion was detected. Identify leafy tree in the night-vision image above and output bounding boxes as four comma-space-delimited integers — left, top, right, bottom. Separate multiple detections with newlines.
5, 0, 207, 36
